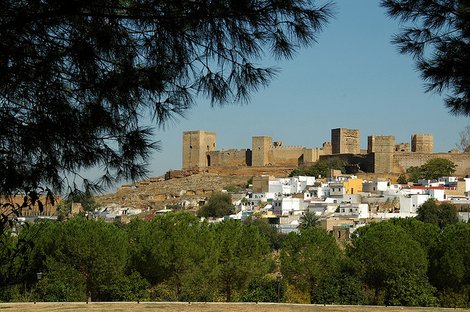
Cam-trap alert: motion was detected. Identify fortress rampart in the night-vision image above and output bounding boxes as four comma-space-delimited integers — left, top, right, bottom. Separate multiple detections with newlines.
393, 152, 470, 176
207, 149, 251, 167
182, 129, 470, 176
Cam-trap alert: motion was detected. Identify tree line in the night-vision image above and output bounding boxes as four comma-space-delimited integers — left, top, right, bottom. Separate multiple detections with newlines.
1, 208, 469, 307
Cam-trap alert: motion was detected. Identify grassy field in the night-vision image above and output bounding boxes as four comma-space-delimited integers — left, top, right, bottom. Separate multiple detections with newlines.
0, 302, 467, 312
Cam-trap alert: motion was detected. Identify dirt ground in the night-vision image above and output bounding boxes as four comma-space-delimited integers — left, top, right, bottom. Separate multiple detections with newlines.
0, 302, 466, 312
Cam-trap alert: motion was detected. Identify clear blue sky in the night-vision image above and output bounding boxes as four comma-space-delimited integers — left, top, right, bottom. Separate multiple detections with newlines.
146, 2, 469, 177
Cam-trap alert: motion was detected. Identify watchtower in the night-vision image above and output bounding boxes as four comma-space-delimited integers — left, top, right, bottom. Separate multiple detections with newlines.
331, 128, 360, 154
411, 134, 433, 153
367, 135, 395, 153
368, 135, 395, 173
252, 136, 272, 166
182, 131, 216, 169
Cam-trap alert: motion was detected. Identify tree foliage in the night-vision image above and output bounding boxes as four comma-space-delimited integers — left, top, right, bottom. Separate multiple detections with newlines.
289, 157, 347, 177
281, 227, 342, 303
32, 218, 132, 302
348, 221, 436, 306
298, 211, 320, 229
389, 217, 440, 253
197, 192, 234, 218
243, 217, 285, 251
214, 220, 272, 301
417, 199, 459, 229
406, 158, 456, 181
430, 222, 470, 307
0, 0, 334, 194
2, 211, 470, 306
127, 212, 218, 301
382, 0, 470, 116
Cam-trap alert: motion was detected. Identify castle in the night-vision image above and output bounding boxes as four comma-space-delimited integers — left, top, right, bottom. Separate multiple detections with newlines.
182, 129, 470, 176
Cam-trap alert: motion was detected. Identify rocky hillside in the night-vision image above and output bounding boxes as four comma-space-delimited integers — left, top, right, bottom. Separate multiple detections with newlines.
96, 172, 252, 210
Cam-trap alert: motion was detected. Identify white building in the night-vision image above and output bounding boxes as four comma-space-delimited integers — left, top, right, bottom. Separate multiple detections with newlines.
272, 197, 307, 216
307, 201, 339, 216
268, 176, 316, 195
329, 183, 345, 197
362, 180, 390, 193
417, 179, 441, 187
335, 203, 369, 219
304, 183, 330, 200
399, 194, 430, 213
438, 176, 458, 186
464, 178, 470, 193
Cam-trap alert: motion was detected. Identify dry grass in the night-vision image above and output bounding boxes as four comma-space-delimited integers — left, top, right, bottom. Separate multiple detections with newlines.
0, 302, 466, 312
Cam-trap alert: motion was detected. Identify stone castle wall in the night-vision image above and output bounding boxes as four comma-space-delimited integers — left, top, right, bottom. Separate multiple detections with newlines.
393, 153, 470, 176
270, 147, 306, 166
207, 149, 251, 167
395, 142, 410, 152
183, 130, 470, 176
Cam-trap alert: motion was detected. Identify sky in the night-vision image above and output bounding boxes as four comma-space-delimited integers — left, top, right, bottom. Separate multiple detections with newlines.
145, 2, 470, 177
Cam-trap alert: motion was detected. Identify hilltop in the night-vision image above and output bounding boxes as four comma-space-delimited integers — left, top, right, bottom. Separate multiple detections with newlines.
95, 166, 401, 212
96, 171, 252, 211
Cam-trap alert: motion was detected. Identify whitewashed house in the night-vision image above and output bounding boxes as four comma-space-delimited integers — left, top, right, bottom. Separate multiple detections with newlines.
399, 194, 430, 213
362, 180, 390, 193
272, 197, 307, 216
335, 203, 369, 219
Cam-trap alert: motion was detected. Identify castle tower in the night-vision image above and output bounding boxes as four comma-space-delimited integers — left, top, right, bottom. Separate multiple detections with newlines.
331, 128, 360, 154
368, 135, 395, 173
367, 135, 395, 153
411, 134, 433, 153
252, 136, 272, 166
182, 130, 216, 169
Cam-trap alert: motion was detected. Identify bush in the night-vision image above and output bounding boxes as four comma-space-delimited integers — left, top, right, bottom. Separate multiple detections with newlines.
289, 157, 347, 177
197, 193, 234, 218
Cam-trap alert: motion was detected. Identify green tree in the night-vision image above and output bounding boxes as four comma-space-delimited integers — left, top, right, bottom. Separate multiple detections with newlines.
36, 259, 87, 302
421, 158, 457, 180
382, 0, 470, 116
0, 0, 334, 195
290, 157, 347, 177
281, 227, 343, 303
240, 275, 280, 302
417, 199, 459, 229
389, 217, 440, 254
127, 212, 218, 301
397, 173, 408, 184
438, 203, 460, 228
243, 217, 285, 251
416, 199, 440, 226
348, 221, 436, 306
213, 220, 272, 301
430, 222, 470, 307
198, 193, 234, 218
406, 158, 456, 182
0, 226, 35, 301
298, 211, 320, 229
32, 217, 132, 301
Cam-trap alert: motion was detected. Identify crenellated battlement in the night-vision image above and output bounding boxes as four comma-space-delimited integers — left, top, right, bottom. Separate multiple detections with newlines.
182, 129, 468, 176
272, 145, 305, 150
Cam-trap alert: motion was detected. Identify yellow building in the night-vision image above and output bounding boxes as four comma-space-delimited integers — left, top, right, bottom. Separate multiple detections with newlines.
343, 178, 362, 194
